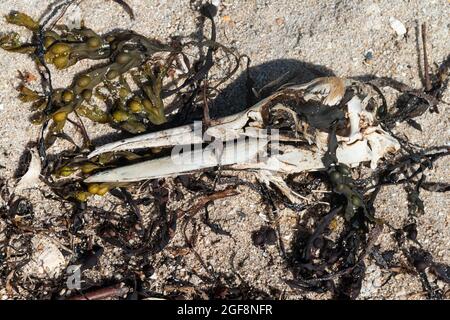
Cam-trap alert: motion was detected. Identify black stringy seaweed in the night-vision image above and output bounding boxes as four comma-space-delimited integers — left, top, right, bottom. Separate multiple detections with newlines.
0, 1, 449, 300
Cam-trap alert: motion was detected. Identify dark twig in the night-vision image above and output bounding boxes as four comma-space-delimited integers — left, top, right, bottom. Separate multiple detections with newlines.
178, 187, 238, 218
202, 79, 212, 127
66, 283, 129, 300
112, 0, 135, 20
421, 23, 432, 91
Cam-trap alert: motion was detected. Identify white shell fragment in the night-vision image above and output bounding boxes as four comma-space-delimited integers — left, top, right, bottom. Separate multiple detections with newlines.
389, 17, 407, 36
21, 235, 66, 279
14, 148, 42, 194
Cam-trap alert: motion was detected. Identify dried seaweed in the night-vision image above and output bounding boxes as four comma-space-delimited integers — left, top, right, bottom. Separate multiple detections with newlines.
284, 55, 450, 298
0, 1, 449, 301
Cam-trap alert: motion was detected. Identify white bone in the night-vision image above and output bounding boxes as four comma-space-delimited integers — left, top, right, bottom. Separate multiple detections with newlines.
85, 128, 399, 183
365, 127, 401, 169
85, 137, 268, 183
84, 77, 400, 185
87, 77, 347, 158
232, 127, 398, 173
256, 170, 304, 204
87, 99, 265, 158
88, 124, 201, 158
346, 95, 363, 143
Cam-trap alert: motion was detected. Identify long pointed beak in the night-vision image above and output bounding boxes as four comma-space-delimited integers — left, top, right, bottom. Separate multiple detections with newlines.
85, 137, 268, 183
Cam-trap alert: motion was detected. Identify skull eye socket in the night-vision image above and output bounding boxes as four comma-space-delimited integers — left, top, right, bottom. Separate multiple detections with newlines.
268, 107, 297, 130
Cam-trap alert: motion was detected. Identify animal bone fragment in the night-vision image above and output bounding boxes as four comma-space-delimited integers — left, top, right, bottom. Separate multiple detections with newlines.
87, 77, 350, 158
84, 77, 400, 186
86, 137, 267, 183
